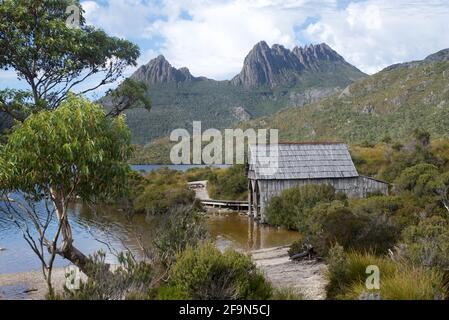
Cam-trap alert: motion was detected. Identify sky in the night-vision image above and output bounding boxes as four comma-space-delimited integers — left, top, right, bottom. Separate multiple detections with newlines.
1, 0, 449, 96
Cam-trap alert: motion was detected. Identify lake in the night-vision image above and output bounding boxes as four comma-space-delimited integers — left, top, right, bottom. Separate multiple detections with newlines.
0, 165, 298, 274
130, 164, 231, 173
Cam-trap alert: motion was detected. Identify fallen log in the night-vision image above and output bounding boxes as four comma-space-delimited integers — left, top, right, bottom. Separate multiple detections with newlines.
290, 246, 316, 261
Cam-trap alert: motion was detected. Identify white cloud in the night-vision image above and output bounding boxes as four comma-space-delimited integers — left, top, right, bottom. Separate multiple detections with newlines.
151, 1, 306, 79
144, 0, 337, 79
305, 0, 449, 74
80, 0, 337, 79
81, 0, 156, 38
94, 0, 448, 79
4, 0, 448, 94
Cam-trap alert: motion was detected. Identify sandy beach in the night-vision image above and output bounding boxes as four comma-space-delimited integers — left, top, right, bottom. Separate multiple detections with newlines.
0, 268, 69, 300
252, 246, 327, 300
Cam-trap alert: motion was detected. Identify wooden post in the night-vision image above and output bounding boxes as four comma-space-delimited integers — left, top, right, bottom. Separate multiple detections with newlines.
248, 180, 253, 217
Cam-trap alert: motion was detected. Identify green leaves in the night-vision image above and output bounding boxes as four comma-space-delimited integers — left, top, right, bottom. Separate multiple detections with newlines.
0, 95, 132, 202
0, 0, 140, 112
104, 79, 152, 117
394, 163, 439, 196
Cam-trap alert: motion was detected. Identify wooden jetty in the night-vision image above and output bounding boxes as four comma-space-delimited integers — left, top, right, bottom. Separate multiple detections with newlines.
200, 199, 249, 211
188, 180, 249, 212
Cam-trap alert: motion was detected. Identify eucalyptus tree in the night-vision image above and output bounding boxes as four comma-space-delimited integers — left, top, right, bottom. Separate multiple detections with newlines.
0, 95, 132, 292
0, 0, 150, 120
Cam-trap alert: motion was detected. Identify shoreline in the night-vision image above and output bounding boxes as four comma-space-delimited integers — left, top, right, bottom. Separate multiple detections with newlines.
0, 268, 69, 300
0, 246, 327, 300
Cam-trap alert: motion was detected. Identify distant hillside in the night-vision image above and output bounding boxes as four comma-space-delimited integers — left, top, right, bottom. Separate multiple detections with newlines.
103, 41, 366, 145
131, 48, 449, 164
238, 48, 449, 144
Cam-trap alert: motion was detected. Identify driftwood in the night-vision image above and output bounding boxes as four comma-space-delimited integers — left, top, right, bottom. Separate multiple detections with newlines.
290, 244, 316, 261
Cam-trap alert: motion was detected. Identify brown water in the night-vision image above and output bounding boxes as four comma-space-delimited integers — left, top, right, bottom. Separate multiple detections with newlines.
207, 212, 299, 251
0, 203, 299, 274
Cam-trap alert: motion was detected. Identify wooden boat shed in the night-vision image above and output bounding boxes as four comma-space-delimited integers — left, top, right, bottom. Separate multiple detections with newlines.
247, 143, 389, 222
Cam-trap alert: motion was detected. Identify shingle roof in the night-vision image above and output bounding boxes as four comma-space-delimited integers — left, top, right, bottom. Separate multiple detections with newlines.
248, 143, 359, 180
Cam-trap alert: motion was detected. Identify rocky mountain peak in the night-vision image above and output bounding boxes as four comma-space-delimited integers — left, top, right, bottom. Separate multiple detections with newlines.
232, 42, 361, 88
231, 42, 301, 88
131, 55, 194, 84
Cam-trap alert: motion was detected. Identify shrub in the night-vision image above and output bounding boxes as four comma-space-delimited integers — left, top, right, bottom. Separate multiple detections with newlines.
265, 184, 337, 230
326, 247, 447, 300
306, 202, 366, 256
305, 198, 399, 256
326, 246, 395, 299
61, 251, 155, 300
350, 144, 390, 177
340, 265, 446, 300
134, 184, 198, 215
208, 165, 248, 200
394, 163, 439, 196
400, 216, 449, 269
132, 168, 201, 215
166, 243, 273, 300
151, 206, 208, 269
185, 167, 216, 182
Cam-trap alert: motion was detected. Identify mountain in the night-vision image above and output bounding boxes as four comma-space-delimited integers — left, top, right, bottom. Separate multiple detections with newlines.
131, 55, 196, 84
231, 42, 363, 88
237, 48, 449, 145
129, 47, 449, 164
105, 42, 366, 145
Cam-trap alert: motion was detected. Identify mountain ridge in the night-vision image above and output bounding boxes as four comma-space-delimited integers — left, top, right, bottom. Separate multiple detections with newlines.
129, 46, 449, 164
131, 55, 196, 84
131, 41, 365, 88
107, 41, 366, 145
239, 49, 449, 145
231, 41, 363, 88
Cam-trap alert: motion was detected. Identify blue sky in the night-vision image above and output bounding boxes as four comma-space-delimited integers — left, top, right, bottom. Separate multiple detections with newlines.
1, 0, 449, 96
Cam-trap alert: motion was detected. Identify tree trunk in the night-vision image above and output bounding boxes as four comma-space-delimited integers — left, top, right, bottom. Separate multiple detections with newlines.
60, 244, 91, 273
50, 188, 92, 274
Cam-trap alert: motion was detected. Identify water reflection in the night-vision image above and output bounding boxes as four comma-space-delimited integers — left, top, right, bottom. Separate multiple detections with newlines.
207, 212, 299, 251
1, 204, 299, 274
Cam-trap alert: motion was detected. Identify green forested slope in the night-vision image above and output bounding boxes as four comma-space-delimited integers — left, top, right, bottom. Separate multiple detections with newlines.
120, 71, 361, 145
240, 60, 449, 144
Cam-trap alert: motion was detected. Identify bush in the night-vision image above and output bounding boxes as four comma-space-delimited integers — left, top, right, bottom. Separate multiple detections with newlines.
400, 216, 449, 269
208, 165, 248, 200
394, 163, 439, 196
134, 184, 198, 215
326, 246, 394, 299
326, 246, 447, 300
132, 168, 201, 215
340, 265, 446, 300
326, 246, 397, 299
60, 251, 155, 300
185, 167, 216, 182
265, 184, 337, 230
305, 198, 400, 256
306, 202, 367, 256
166, 243, 273, 300
151, 206, 208, 268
